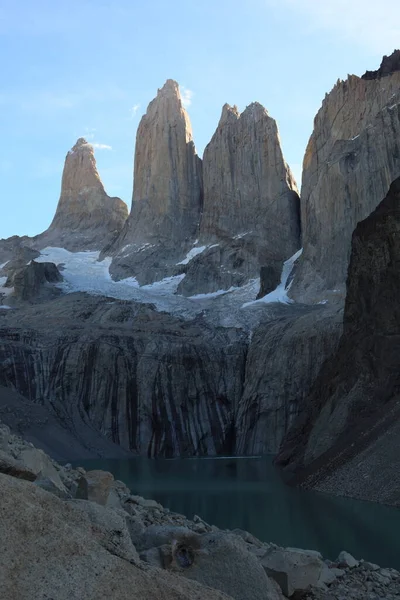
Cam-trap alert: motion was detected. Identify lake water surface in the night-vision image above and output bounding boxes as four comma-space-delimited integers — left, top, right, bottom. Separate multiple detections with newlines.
75, 456, 400, 570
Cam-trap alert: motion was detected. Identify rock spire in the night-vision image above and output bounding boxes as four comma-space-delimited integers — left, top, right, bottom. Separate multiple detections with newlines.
46, 138, 128, 250
107, 80, 203, 282
177, 101, 301, 295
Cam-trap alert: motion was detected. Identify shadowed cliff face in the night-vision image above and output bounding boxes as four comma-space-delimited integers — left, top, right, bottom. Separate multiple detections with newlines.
0, 294, 246, 458
277, 177, 400, 506
291, 53, 400, 303
177, 102, 300, 296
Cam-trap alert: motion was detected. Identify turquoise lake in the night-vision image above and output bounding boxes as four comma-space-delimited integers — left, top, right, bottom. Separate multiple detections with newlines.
75, 456, 400, 570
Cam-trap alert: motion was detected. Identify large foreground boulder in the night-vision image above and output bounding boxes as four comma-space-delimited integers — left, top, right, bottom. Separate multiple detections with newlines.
0, 473, 231, 600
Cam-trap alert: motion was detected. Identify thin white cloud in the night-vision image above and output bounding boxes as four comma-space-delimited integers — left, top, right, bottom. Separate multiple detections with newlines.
181, 86, 193, 108
84, 127, 96, 141
129, 104, 140, 118
268, 0, 400, 53
91, 143, 112, 151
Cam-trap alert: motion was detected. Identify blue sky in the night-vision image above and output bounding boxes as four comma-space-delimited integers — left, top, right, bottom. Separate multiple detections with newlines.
1, 0, 399, 239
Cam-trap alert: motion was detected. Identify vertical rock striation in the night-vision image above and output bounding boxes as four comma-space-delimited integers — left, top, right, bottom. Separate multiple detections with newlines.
177, 102, 300, 296
0, 295, 246, 458
291, 50, 400, 303
108, 80, 203, 283
235, 306, 342, 455
44, 138, 128, 250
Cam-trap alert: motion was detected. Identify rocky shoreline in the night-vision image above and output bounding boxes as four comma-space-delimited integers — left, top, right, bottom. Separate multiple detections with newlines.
1, 420, 398, 600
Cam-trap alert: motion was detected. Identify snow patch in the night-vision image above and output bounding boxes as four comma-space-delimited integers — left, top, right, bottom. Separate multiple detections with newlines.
0, 305, 12, 309
33, 247, 192, 315
0, 262, 9, 270
233, 231, 253, 239
242, 248, 303, 308
177, 245, 207, 265
189, 286, 238, 300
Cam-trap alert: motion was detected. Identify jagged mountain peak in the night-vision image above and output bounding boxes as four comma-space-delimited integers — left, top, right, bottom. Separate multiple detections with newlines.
362, 49, 400, 80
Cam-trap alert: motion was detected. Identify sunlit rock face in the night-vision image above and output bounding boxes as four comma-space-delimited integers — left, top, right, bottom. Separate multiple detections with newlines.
291, 50, 400, 303
43, 138, 128, 250
177, 102, 301, 296
107, 80, 203, 283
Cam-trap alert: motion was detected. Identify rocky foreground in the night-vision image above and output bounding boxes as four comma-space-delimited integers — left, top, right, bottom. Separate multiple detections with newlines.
0, 422, 398, 600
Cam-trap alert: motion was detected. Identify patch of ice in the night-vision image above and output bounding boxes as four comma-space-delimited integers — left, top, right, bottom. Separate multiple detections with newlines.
189, 286, 238, 300
177, 246, 207, 265
34, 247, 194, 317
233, 231, 252, 239
242, 248, 303, 308
0, 305, 12, 309
388, 103, 399, 110
317, 300, 328, 305
141, 274, 186, 294
0, 262, 9, 270
350, 135, 360, 140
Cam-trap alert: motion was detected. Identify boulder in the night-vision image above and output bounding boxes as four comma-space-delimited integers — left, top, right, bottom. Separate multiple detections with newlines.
0, 473, 231, 600
259, 547, 324, 597
7, 260, 63, 302
337, 551, 359, 569
0, 450, 36, 481
168, 531, 284, 600
76, 469, 114, 506
19, 447, 64, 487
70, 499, 140, 563
34, 476, 71, 499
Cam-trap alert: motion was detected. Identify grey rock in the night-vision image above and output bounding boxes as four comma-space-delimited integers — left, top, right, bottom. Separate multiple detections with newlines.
69, 499, 140, 563
170, 531, 284, 600
6, 260, 63, 303
317, 565, 341, 586
0, 450, 37, 481
0, 473, 230, 600
137, 525, 192, 552
363, 561, 380, 571
337, 551, 359, 569
34, 475, 71, 499
260, 546, 324, 596
130, 495, 163, 510
140, 544, 172, 569
76, 469, 114, 506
